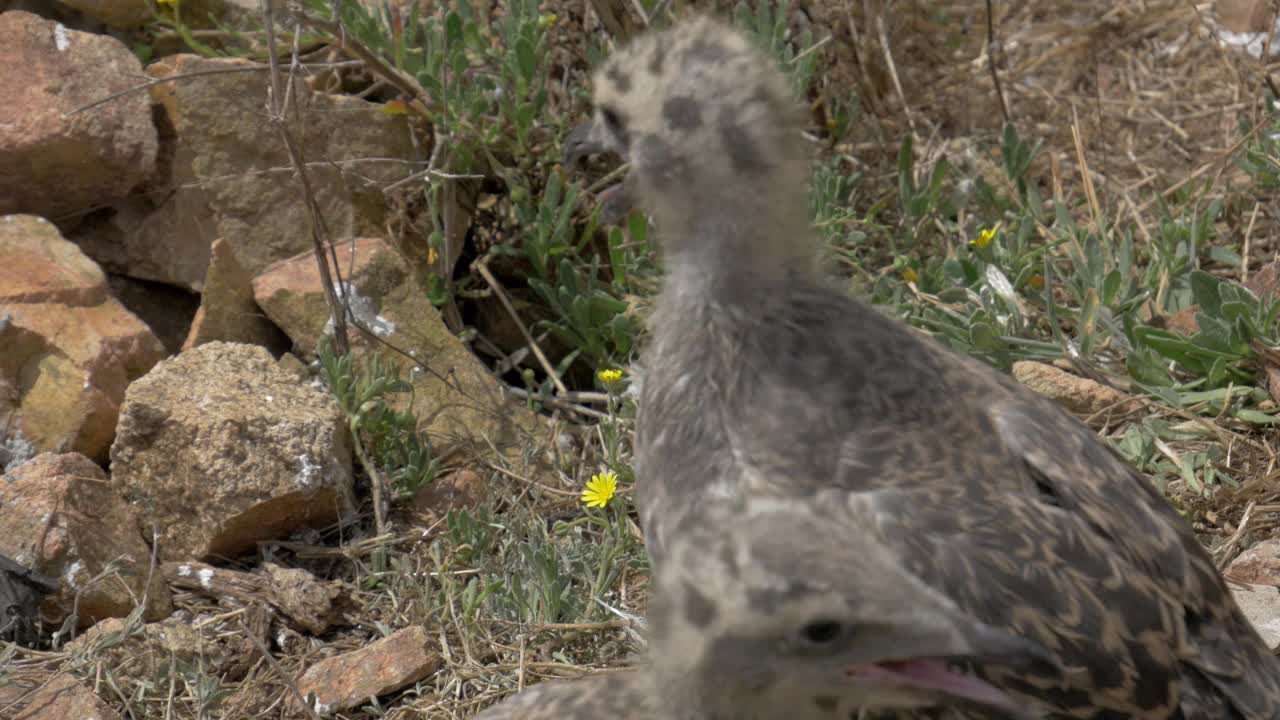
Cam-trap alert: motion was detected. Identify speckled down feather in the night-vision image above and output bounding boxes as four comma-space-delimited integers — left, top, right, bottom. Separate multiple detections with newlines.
472, 671, 660, 720
567, 15, 1280, 720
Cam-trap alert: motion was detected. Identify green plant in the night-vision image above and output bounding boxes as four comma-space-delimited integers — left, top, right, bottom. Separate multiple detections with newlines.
732, 0, 818, 96
501, 172, 643, 375
319, 336, 441, 497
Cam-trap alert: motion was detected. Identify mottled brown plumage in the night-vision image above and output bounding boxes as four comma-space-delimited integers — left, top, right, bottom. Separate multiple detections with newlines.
569, 16, 1280, 720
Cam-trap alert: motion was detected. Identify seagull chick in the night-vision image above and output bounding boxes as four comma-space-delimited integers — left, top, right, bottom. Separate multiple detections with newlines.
648, 494, 1058, 720
568, 15, 1280, 719
472, 671, 661, 720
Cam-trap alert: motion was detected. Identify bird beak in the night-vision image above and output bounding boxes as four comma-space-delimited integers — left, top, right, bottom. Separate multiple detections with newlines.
958, 620, 1058, 670
561, 117, 637, 223
562, 117, 612, 167
843, 619, 1057, 720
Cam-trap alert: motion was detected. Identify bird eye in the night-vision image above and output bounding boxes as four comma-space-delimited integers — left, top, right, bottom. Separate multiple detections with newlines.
796, 620, 847, 648
600, 106, 626, 139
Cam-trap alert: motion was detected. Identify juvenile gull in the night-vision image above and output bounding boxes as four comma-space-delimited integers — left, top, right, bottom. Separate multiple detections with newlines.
473, 514, 1052, 720
568, 15, 1280, 718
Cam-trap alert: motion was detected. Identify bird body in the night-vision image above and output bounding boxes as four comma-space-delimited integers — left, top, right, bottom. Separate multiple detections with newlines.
565, 14, 1280, 720
639, 273, 1280, 718
471, 671, 663, 720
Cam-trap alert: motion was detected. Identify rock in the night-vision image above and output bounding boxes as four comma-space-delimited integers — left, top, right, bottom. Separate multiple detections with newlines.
1217, 0, 1273, 33
77, 53, 419, 291
295, 625, 442, 715
0, 453, 172, 628
69, 612, 265, 689
252, 237, 546, 461
110, 342, 355, 561
0, 215, 166, 463
1011, 361, 1141, 418
68, 195, 213, 293
403, 469, 488, 528
2, 1, 107, 31
0, 11, 157, 221
1, 432, 37, 472
12, 673, 122, 720
1226, 539, 1280, 586
1246, 259, 1280, 300
163, 560, 342, 634
1155, 259, 1280, 337
1230, 582, 1280, 650
182, 238, 288, 352
54, 0, 149, 28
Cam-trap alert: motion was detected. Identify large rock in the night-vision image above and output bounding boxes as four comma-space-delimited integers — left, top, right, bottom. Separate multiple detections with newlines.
253, 237, 546, 461
110, 342, 355, 561
0, 453, 172, 628
0, 215, 167, 462
0, 11, 157, 221
73, 54, 419, 291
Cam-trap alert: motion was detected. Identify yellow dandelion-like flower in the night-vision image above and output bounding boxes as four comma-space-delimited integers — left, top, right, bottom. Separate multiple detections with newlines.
381, 100, 409, 116
969, 226, 998, 250
597, 368, 623, 383
902, 267, 918, 283
581, 471, 618, 508
538, 12, 558, 29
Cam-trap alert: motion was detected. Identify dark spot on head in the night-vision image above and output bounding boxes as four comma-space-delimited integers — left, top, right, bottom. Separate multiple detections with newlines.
718, 544, 738, 578
635, 133, 683, 179
663, 96, 703, 131
719, 115, 767, 173
813, 695, 838, 713
606, 65, 632, 93
683, 582, 717, 628
647, 39, 666, 74
742, 87, 779, 118
686, 41, 729, 65
600, 105, 627, 146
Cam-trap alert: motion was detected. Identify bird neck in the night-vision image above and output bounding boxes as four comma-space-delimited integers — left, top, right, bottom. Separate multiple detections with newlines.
658, 211, 819, 307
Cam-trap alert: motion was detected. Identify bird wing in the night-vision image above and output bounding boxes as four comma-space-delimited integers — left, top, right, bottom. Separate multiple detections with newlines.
987, 396, 1280, 719
840, 390, 1280, 718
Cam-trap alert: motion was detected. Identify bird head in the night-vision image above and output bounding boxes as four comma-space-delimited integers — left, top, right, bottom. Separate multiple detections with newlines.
564, 17, 811, 258
647, 494, 1053, 720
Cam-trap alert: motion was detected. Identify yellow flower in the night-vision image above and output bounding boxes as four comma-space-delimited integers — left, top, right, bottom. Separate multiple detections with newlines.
156, 0, 176, 6
597, 368, 623, 383
902, 267, 918, 283
969, 226, 998, 250
581, 471, 618, 508
538, 12, 558, 29
381, 100, 409, 116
